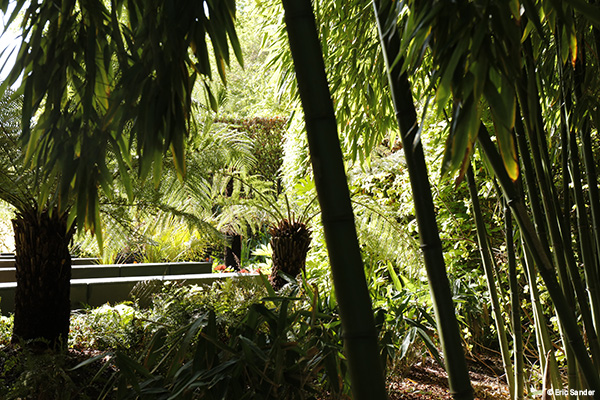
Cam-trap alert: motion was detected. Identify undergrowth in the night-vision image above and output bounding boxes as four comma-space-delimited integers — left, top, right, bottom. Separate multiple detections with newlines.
0, 273, 438, 399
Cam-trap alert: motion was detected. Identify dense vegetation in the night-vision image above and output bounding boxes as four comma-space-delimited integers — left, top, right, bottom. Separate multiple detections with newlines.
0, 0, 599, 399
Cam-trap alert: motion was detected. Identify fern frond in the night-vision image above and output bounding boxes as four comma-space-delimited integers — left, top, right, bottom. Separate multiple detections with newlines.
352, 194, 423, 279
0, 90, 43, 216
86, 116, 257, 261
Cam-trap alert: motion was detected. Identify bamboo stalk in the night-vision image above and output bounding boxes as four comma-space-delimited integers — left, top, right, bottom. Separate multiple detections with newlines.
280, 1, 388, 399
477, 126, 600, 390
521, 245, 564, 398
572, 49, 600, 337
505, 205, 524, 400
467, 166, 515, 397
516, 35, 592, 390
373, 1, 473, 398
588, 22, 600, 287
558, 58, 600, 368
568, 125, 600, 335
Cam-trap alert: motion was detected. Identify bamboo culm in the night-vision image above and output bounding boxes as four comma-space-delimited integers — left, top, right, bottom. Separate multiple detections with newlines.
477, 126, 600, 390
373, 0, 473, 398
466, 166, 515, 397
505, 205, 524, 400
280, 1, 388, 399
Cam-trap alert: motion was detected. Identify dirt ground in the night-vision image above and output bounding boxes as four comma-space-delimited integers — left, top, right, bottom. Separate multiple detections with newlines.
387, 352, 511, 399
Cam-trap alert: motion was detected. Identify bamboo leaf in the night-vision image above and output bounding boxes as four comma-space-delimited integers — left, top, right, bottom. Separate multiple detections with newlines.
564, 0, 600, 26
483, 80, 519, 180
436, 40, 468, 111
509, 0, 521, 20
443, 96, 480, 179
569, 30, 577, 67
386, 262, 403, 292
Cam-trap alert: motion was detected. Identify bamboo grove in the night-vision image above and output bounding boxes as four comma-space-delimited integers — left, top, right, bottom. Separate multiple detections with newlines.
382, 0, 600, 398
282, 0, 600, 397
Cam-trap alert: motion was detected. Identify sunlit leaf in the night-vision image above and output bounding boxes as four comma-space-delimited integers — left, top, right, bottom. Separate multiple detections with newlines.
509, 0, 521, 20
436, 40, 467, 111
483, 79, 519, 181
570, 30, 577, 67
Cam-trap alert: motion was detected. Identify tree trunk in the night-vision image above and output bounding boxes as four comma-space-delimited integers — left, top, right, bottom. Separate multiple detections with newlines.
223, 177, 242, 270
280, 0, 389, 398
11, 209, 73, 350
269, 219, 311, 290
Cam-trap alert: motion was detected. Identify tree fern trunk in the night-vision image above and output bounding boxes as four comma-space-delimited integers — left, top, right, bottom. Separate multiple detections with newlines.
11, 209, 73, 349
224, 233, 241, 270
269, 219, 311, 290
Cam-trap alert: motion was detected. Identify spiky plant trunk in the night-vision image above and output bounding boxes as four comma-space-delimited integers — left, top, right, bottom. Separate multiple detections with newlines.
224, 233, 242, 270
269, 219, 311, 290
11, 209, 73, 349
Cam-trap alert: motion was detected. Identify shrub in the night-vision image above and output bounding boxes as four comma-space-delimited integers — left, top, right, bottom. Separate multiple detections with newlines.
0, 315, 13, 345
75, 277, 350, 399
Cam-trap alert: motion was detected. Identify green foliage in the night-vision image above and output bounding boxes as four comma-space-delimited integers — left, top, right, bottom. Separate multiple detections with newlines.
214, 173, 319, 240
398, 0, 522, 181
367, 262, 442, 375
142, 223, 211, 263
348, 151, 423, 279
0, 201, 14, 252
1, 0, 243, 236
0, 351, 73, 399
217, 117, 287, 184
0, 90, 53, 217
216, 0, 293, 118
7, 0, 600, 395
263, 0, 398, 163
70, 278, 350, 399
70, 116, 256, 261
0, 315, 12, 344
70, 304, 144, 352
147, 280, 268, 336
0, 346, 103, 400
104, 303, 337, 398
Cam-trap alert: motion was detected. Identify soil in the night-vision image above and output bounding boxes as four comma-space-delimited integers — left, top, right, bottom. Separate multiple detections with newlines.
387, 352, 511, 399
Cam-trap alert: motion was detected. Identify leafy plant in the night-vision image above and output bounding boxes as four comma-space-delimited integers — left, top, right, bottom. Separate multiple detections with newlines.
69, 304, 144, 352
0, 315, 13, 344
216, 117, 287, 187
76, 277, 349, 399
0, 201, 14, 253
0, 346, 104, 400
